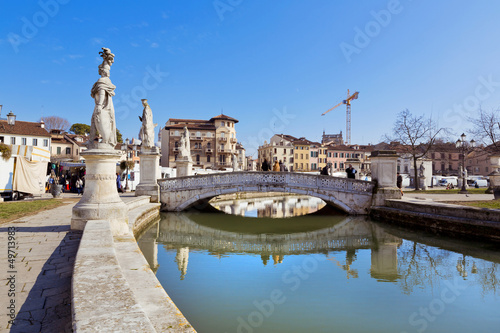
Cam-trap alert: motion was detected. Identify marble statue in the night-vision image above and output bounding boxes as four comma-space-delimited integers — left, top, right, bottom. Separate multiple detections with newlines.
89, 47, 117, 149
179, 126, 192, 162
419, 163, 425, 177
232, 153, 238, 171
138, 99, 157, 148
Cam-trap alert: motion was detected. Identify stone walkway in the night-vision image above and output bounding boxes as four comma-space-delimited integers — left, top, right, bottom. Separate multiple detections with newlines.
0, 200, 80, 333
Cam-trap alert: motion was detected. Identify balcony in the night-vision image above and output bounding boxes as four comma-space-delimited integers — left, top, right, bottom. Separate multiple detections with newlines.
172, 147, 179, 152
218, 137, 227, 142
205, 148, 213, 153
218, 148, 234, 154
230, 138, 237, 144
191, 136, 203, 141
192, 146, 202, 151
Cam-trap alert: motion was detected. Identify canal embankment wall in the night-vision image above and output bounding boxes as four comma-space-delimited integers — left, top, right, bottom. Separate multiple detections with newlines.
370, 199, 500, 242
72, 196, 196, 332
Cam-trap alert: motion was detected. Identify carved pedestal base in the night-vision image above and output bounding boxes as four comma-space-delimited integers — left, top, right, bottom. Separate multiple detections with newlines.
176, 159, 193, 177
71, 149, 128, 235
136, 148, 160, 202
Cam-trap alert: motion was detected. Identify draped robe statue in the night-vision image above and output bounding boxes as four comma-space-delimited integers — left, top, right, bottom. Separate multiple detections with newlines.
138, 99, 157, 148
89, 47, 117, 149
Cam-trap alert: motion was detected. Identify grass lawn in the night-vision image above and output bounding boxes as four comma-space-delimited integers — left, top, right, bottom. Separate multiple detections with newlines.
446, 201, 500, 209
407, 188, 488, 194
0, 199, 71, 224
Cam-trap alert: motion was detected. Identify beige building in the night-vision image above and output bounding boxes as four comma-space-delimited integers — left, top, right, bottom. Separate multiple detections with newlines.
161, 114, 242, 170
258, 134, 296, 171
50, 130, 87, 162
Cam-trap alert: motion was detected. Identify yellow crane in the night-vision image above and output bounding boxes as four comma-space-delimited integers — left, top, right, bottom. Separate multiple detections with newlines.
321, 89, 359, 145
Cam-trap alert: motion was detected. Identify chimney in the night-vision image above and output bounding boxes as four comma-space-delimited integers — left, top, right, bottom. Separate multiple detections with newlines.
7, 111, 15, 125
40, 120, 45, 129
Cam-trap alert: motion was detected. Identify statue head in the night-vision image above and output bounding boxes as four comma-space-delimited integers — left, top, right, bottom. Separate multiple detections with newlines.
141, 99, 149, 107
98, 63, 110, 77
99, 47, 115, 66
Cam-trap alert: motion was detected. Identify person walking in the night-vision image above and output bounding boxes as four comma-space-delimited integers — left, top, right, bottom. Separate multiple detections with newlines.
76, 178, 83, 195
116, 173, 123, 193
396, 172, 403, 196
273, 160, 280, 171
346, 164, 356, 179
279, 160, 284, 172
262, 159, 270, 171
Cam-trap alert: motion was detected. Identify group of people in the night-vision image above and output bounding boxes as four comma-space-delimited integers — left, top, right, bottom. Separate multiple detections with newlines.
46, 173, 85, 195
261, 159, 289, 172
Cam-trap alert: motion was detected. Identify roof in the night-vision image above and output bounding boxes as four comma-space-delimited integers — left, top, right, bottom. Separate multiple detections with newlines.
209, 114, 239, 123
167, 119, 209, 124
165, 124, 216, 131
0, 120, 51, 137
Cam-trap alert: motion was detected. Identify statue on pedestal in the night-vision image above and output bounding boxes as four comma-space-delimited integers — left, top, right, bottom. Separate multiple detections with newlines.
138, 99, 157, 148
179, 126, 192, 162
89, 47, 117, 149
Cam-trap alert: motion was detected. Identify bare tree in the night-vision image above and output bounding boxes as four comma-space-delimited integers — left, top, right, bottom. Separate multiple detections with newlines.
468, 107, 500, 153
389, 109, 445, 190
40, 116, 70, 132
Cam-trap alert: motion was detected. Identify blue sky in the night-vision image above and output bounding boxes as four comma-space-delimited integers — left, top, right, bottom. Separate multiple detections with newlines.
1, 0, 500, 156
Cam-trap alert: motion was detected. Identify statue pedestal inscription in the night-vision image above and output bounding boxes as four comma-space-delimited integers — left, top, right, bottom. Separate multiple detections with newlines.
135, 147, 161, 202
71, 150, 128, 235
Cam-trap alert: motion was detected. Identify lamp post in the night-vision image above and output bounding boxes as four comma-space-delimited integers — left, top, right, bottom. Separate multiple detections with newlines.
455, 133, 476, 194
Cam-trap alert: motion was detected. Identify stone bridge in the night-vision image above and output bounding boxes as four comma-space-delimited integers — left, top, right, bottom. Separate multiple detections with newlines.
158, 171, 376, 214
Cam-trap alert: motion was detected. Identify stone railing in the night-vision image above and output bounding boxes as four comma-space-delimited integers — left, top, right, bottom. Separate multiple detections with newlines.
159, 171, 374, 194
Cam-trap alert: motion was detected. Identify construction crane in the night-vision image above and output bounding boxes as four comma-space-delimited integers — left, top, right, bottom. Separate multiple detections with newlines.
321, 89, 359, 145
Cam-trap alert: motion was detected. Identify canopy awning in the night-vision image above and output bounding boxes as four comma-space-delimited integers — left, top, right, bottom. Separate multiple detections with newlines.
59, 161, 86, 167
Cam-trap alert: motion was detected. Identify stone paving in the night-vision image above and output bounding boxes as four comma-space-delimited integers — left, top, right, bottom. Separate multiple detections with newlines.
0, 199, 80, 333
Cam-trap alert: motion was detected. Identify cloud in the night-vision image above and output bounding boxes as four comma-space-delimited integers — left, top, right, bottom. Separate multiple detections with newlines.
151, 42, 159, 48
68, 54, 84, 60
91, 37, 104, 45
130, 42, 140, 47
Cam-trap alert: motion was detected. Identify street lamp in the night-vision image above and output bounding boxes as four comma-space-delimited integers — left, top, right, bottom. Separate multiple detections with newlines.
455, 133, 476, 194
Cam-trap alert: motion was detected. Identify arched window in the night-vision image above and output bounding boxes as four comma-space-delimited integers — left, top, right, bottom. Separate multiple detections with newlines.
196, 131, 201, 137
221, 121, 225, 127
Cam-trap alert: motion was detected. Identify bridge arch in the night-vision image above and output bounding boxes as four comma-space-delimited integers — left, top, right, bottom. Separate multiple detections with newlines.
159, 171, 375, 215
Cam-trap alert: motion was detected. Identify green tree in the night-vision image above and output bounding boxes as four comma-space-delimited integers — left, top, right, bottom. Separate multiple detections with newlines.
69, 123, 91, 135
69, 123, 122, 143
116, 129, 123, 143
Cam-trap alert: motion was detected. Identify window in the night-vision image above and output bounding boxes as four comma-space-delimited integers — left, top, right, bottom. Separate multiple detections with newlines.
221, 132, 225, 138
283, 157, 287, 162
340, 162, 344, 169
57, 147, 62, 155
11, 137, 16, 144
284, 149, 286, 154
0, 136, 3, 143
274, 148, 277, 154
196, 131, 201, 137
66, 147, 71, 155
207, 142, 211, 148
295, 153, 298, 159
346, 153, 349, 158
221, 144, 225, 151
196, 155, 200, 163
328, 152, 331, 157
334, 162, 337, 169
221, 121, 225, 127
174, 130, 179, 136
340, 153, 344, 158
43, 139, 48, 147
33, 138, 38, 146
334, 152, 338, 158
207, 155, 211, 162
300, 154, 303, 159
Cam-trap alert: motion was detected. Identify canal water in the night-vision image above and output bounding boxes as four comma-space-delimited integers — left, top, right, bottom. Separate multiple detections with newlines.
137, 195, 500, 333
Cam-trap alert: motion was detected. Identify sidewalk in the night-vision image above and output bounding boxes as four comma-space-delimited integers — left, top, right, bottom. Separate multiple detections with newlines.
0, 192, 138, 332
0, 199, 79, 332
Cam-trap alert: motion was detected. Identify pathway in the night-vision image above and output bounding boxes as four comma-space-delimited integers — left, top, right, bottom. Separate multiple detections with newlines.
0, 199, 80, 332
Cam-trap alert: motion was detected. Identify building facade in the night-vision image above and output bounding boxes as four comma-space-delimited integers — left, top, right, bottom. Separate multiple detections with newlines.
160, 114, 241, 170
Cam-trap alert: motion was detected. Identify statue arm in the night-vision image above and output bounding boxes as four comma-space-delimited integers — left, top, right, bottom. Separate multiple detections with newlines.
94, 89, 106, 108
139, 116, 143, 122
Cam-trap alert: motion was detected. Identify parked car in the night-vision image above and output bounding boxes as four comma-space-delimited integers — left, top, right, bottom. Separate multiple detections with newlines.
472, 179, 488, 188
439, 177, 458, 187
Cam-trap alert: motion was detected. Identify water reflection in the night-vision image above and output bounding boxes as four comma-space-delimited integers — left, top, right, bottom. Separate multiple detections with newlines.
210, 195, 326, 217
139, 212, 403, 282
137, 206, 500, 333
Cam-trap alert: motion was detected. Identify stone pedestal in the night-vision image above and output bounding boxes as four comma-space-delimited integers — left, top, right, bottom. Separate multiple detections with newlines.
176, 158, 193, 177
487, 155, 500, 195
135, 147, 160, 202
71, 149, 129, 235
419, 176, 427, 191
370, 150, 401, 205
